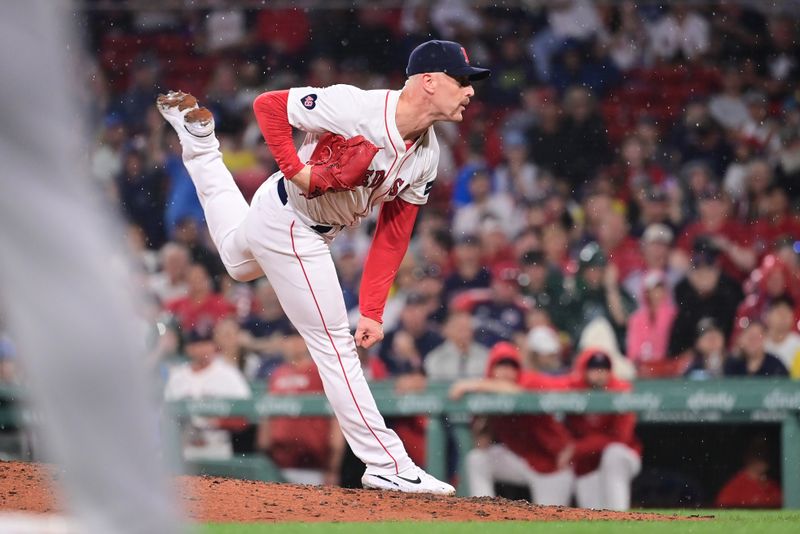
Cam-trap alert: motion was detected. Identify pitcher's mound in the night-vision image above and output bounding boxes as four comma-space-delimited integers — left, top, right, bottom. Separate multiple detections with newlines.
0, 461, 696, 523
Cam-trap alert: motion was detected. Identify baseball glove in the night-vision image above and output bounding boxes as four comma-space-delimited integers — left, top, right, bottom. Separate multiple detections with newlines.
304, 133, 379, 199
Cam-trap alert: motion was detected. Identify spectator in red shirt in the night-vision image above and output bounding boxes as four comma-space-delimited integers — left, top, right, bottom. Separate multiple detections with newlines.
450, 342, 574, 505
165, 263, 235, 332
676, 183, 756, 281
597, 208, 645, 282
716, 437, 782, 509
734, 254, 800, 341
752, 185, 800, 258
559, 349, 642, 511
257, 330, 345, 486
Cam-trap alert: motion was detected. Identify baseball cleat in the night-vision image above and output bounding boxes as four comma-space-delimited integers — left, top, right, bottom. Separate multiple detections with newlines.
156, 90, 215, 138
361, 466, 456, 495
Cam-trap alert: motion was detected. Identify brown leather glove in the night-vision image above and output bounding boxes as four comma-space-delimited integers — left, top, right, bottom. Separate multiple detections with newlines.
304, 133, 379, 199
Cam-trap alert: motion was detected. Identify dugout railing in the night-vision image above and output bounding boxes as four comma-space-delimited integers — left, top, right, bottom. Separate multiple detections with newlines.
1, 379, 799, 506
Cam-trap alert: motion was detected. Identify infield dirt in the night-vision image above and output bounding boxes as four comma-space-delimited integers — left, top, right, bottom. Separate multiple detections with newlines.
0, 461, 696, 523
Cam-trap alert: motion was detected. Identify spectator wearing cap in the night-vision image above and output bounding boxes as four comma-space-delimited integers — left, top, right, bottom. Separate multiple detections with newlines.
164, 325, 252, 461
379, 292, 443, 377
164, 263, 235, 333
568, 242, 635, 351
559, 349, 642, 511
424, 311, 489, 381
442, 234, 492, 306
763, 296, 800, 377
668, 240, 744, 356
453, 168, 517, 240
257, 330, 345, 486
518, 249, 573, 335
626, 270, 677, 368
623, 223, 681, 302
452, 262, 530, 348
683, 317, 729, 379
450, 342, 574, 505
676, 183, 756, 281
527, 325, 566, 374
725, 321, 789, 377
629, 184, 677, 239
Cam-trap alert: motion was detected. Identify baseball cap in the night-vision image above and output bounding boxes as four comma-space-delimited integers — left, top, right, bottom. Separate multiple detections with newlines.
520, 249, 545, 266
585, 351, 612, 370
641, 223, 674, 245
184, 325, 214, 345
527, 326, 560, 355
578, 242, 607, 268
696, 317, 722, 338
492, 262, 520, 284
698, 183, 724, 201
691, 236, 720, 267
406, 40, 491, 81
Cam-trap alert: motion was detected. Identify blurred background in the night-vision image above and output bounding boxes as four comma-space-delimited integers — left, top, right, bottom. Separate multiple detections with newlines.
2, 0, 800, 511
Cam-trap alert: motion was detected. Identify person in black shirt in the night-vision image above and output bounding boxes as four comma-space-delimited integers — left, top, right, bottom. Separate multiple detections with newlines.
724, 321, 789, 377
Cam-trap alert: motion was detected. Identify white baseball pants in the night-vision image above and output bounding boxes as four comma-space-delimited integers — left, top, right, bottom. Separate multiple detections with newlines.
179, 134, 414, 475
575, 443, 641, 511
466, 444, 574, 505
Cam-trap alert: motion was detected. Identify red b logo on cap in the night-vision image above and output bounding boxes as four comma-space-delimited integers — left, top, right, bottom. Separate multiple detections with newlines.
460, 47, 470, 64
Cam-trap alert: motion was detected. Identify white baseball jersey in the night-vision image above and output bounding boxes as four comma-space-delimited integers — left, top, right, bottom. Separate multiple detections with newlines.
284, 84, 439, 226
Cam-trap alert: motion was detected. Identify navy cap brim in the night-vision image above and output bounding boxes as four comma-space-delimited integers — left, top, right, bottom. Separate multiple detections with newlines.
448, 66, 491, 81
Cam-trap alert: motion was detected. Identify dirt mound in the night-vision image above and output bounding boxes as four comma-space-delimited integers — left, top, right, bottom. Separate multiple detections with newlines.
0, 461, 697, 523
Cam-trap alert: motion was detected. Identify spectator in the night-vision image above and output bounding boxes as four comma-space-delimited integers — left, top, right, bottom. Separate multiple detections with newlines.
452, 168, 517, 239
240, 279, 293, 378
518, 249, 572, 335
526, 94, 564, 176
257, 330, 345, 485
569, 242, 635, 350
526, 325, 565, 374
454, 263, 529, 348
493, 132, 542, 201
735, 254, 800, 340
597, 208, 644, 282
172, 217, 225, 281
668, 242, 744, 356
528, 0, 603, 82
116, 148, 166, 249
213, 317, 262, 383
424, 311, 489, 381
709, 65, 750, 132
684, 317, 731, 380
486, 37, 537, 107
442, 234, 491, 305
165, 263, 235, 333
161, 132, 206, 239
451, 342, 574, 504
624, 223, 681, 302
148, 242, 191, 304
90, 114, 126, 199
379, 292, 443, 376
752, 184, 800, 257
604, 0, 648, 72
725, 321, 789, 377
333, 244, 362, 313
763, 296, 800, 375
648, 3, 710, 62
554, 87, 611, 193
676, 184, 756, 281
716, 436, 782, 509
164, 326, 252, 460
626, 270, 677, 367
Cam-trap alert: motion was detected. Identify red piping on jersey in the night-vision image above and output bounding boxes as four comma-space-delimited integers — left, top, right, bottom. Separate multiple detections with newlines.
253, 90, 306, 180
359, 197, 419, 323
360, 90, 401, 214
289, 220, 400, 474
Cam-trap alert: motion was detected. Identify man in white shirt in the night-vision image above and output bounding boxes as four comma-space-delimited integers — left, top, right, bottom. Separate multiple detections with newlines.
165, 326, 252, 460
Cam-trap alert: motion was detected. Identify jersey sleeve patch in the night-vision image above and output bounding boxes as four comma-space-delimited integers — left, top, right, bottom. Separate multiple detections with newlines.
423, 180, 434, 196
300, 93, 317, 109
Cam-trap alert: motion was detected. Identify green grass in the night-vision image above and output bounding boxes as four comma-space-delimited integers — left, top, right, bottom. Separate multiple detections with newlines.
203, 510, 800, 534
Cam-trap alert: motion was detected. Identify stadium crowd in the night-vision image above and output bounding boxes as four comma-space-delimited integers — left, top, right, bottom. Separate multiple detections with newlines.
1, 0, 798, 509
